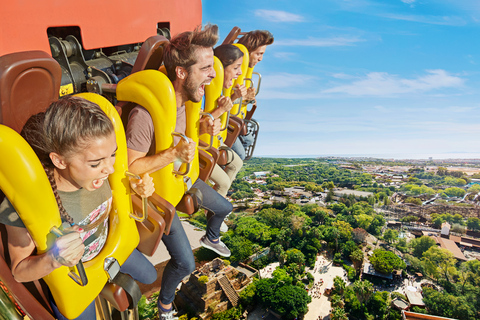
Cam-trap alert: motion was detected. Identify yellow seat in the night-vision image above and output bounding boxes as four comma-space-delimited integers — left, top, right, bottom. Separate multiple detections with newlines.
116, 70, 187, 207
201, 56, 225, 149
230, 44, 250, 118
50, 93, 139, 319
0, 94, 140, 318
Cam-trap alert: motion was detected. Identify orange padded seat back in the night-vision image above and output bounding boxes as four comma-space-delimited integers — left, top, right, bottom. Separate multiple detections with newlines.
0, 51, 61, 132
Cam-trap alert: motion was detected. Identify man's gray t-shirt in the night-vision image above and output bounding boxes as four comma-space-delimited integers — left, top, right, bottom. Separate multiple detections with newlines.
126, 105, 187, 154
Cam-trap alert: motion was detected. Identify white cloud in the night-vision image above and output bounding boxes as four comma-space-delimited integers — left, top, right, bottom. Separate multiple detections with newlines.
373, 105, 388, 112
380, 13, 466, 26
331, 73, 356, 79
275, 36, 364, 47
259, 91, 320, 100
254, 10, 304, 22
273, 52, 296, 59
401, 0, 416, 4
445, 106, 477, 113
261, 73, 318, 89
322, 69, 464, 96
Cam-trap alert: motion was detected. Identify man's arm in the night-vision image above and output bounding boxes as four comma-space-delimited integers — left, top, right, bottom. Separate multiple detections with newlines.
209, 96, 233, 119
127, 139, 195, 175
199, 116, 221, 137
126, 106, 195, 175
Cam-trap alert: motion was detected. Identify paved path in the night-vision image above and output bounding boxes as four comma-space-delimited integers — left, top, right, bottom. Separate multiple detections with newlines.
254, 254, 348, 320
304, 255, 347, 320
145, 220, 205, 265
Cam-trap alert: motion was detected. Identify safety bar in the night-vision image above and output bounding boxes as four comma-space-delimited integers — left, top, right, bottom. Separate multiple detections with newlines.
220, 95, 230, 132
252, 72, 262, 96
125, 171, 148, 222
242, 78, 256, 105
199, 112, 215, 150
172, 132, 191, 176
231, 77, 256, 116
50, 227, 88, 287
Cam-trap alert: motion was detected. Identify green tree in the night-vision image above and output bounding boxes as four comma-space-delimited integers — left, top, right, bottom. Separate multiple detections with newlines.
369, 249, 406, 274
354, 214, 373, 230
239, 282, 256, 306
409, 236, 436, 258
432, 216, 444, 229
333, 220, 353, 240
383, 228, 399, 244
366, 291, 389, 319
467, 217, 480, 231
444, 187, 466, 197
331, 294, 344, 309
222, 234, 254, 262
350, 249, 364, 270
422, 287, 475, 320
285, 248, 305, 266
467, 184, 480, 193
353, 279, 374, 304
333, 276, 346, 296
211, 307, 242, 320
235, 217, 272, 243
367, 215, 386, 235
422, 246, 456, 282
331, 307, 348, 320
255, 278, 311, 319
405, 197, 422, 205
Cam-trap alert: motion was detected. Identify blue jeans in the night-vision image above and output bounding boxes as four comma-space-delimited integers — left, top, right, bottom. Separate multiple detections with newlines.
51, 249, 156, 320
158, 212, 196, 306
193, 179, 233, 240
157, 180, 232, 306
239, 131, 255, 149
231, 138, 246, 160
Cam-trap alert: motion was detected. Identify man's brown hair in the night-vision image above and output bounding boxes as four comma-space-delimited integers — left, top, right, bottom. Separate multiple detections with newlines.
237, 30, 274, 53
164, 24, 219, 82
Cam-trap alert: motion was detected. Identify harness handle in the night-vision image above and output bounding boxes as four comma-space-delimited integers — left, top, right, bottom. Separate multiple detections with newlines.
50, 227, 88, 287
125, 171, 148, 222
172, 132, 192, 176
198, 112, 215, 149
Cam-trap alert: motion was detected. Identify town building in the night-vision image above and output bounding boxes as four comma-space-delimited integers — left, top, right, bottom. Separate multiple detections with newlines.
334, 188, 374, 199
175, 258, 257, 319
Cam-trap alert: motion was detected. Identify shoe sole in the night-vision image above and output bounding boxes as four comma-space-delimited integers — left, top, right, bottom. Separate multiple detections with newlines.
200, 238, 231, 257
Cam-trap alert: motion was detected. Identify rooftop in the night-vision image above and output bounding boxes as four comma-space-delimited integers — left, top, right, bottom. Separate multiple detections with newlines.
405, 290, 425, 307
402, 310, 458, 320
432, 236, 467, 261
362, 262, 393, 280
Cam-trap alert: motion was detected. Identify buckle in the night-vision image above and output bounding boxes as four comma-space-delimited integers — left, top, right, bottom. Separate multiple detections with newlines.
104, 257, 120, 282
184, 176, 192, 190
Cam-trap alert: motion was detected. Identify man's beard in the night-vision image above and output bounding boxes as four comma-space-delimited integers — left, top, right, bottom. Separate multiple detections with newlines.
183, 75, 202, 103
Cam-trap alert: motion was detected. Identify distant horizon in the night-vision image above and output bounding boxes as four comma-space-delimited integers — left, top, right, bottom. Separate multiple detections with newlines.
254, 152, 480, 161
203, 1, 480, 159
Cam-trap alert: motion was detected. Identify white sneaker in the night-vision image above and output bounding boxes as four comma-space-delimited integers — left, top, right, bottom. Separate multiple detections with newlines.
159, 309, 178, 320
220, 221, 228, 233
200, 235, 231, 257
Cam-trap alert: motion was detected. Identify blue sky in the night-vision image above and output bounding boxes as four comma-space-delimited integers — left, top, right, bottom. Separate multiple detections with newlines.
203, 0, 480, 159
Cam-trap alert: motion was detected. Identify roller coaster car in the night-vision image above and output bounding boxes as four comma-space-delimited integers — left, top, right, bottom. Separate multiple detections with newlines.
200, 54, 248, 187
0, 50, 174, 320
108, 38, 215, 216
221, 27, 263, 160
